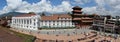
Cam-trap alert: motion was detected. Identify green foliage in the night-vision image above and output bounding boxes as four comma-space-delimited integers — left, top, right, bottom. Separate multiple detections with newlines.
28, 12, 35, 14
16, 33, 35, 42
67, 12, 71, 14
0, 26, 36, 42
115, 21, 120, 25
10, 30, 36, 42
41, 12, 45, 16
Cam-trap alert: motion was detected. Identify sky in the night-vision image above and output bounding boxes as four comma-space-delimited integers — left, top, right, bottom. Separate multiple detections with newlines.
0, 0, 120, 16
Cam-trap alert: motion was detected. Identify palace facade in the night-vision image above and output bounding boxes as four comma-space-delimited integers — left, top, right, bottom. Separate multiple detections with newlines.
10, 6, 97, 30
10, 13, 74, 30
39, 14, 74, 28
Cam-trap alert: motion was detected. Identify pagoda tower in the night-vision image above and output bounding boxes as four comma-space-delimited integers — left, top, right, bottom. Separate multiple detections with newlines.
72, 6, 83, 28
72, 6, 82, 14
72, 6, 94, 28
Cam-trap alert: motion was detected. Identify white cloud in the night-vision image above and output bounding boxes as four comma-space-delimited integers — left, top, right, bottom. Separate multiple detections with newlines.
1, 0, 120, 16
6, 0, 22, 8
95, 0, 105, 6
52, 1, 72, 13
82, 7, 97, 14
74, 0, 92, 5
0, 0, 22, 14
0, 0, 73, 15
82, 0, 120, 16
83, 6, 112, 16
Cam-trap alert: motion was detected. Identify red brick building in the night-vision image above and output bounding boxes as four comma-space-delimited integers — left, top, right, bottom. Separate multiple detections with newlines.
72, 6, 96, 28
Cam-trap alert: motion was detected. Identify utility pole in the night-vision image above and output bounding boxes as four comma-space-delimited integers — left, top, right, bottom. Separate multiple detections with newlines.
104, 17, 107, 36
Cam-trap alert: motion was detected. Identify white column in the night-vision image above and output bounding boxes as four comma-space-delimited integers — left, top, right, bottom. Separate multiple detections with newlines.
65, 21, 67, 27
69, 21, 71, 27
31, 19, 34, 29
20, 19, 22, 28
15, 19, 17, 28
34, 19, 37, 30
25, 19, 27, 28
23, 19, 24, 28
11, 18, 13, 27
60, 21, 62, 27
14, 19, 15, 27
29, 19, 30, 28
14, 19, 16, 27
39, 21, 41, 28
36, 19, 38, 29
21, 19, 23, 28
18, 19, 20, 28
16, 19, 18, 28
26, 19, 27, 28
26, 19, 28, 29
58, 21, 60, 27
48, 21, 50, 27
47, 21, 49, 28
15, 19, 17, 27
24, 19, 26, 28
19, 19, 21, 27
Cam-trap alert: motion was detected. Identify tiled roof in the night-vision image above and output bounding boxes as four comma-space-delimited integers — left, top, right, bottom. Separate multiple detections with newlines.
82, 21, 93, 22
73, 17, 93, 20
41, 14, 72, 20
81, 17, 93, 19
73, 18, 81, 20
53, 14, 71, 18
73, 6, 82, 9
15, 13, 36, 17
73, 10, 82, 12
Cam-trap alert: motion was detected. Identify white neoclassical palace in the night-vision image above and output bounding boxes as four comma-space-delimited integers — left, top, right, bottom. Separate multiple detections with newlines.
10, 13, 75, 30
11, 14, 40, 30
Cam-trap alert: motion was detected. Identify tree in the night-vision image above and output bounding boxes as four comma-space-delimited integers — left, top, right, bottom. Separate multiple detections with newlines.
67, 12, 71, 14
41, 12, 45, 16
115, 16, 120, 25
67, 12, 72, 16
28, 12, 35, 14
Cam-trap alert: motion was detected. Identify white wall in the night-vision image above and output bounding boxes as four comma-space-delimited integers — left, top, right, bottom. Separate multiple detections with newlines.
11, 15, 40, 30
39, 20, 75, 28
10, 15, 75, 30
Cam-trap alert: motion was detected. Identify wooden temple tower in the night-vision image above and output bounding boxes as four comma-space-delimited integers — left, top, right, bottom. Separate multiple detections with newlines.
72, 6, 95, 28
